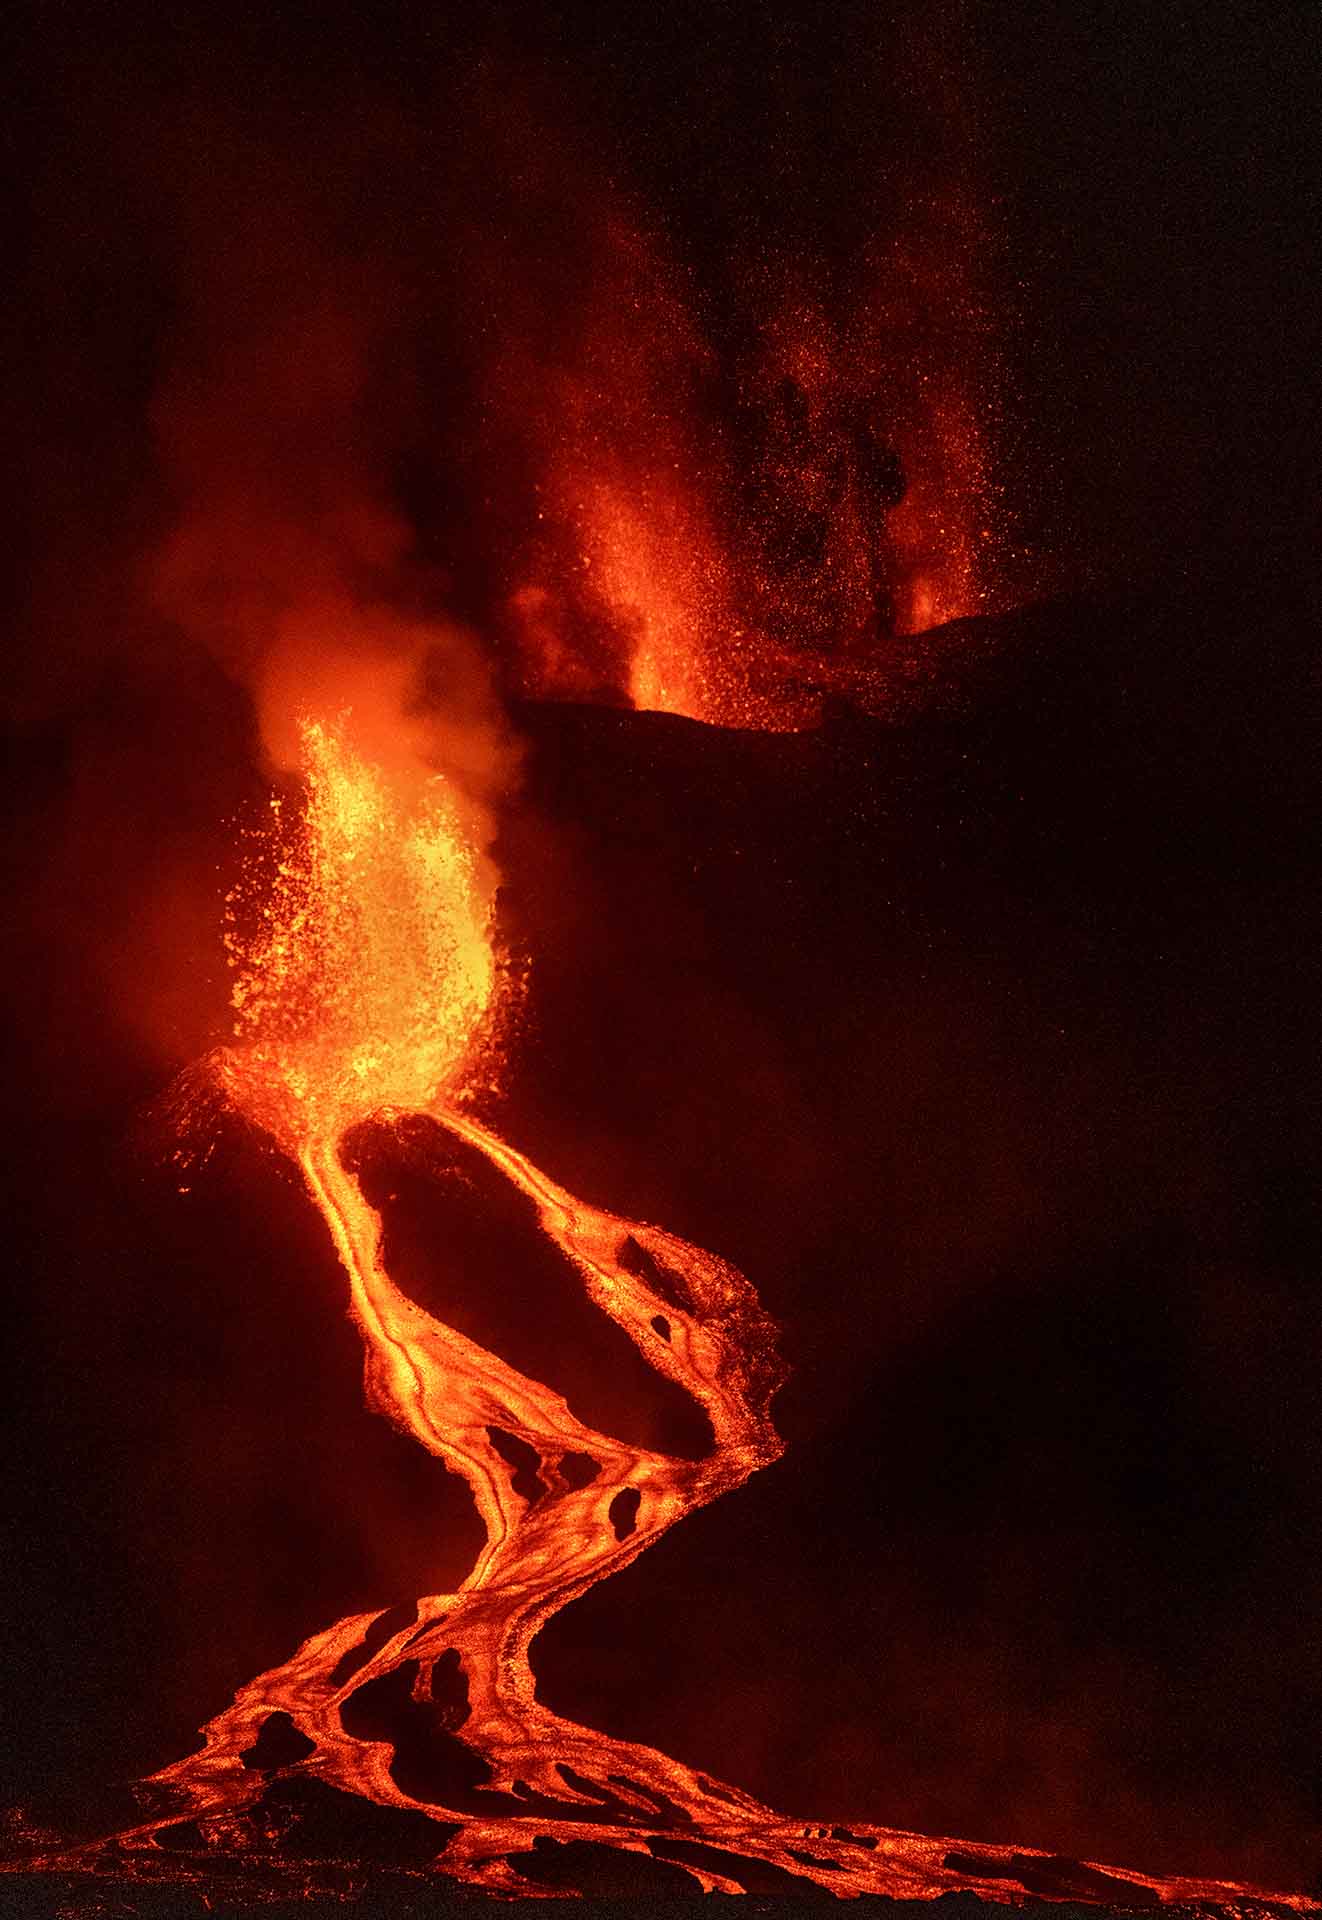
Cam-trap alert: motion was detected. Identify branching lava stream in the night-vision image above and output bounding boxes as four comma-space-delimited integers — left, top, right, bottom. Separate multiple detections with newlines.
39, 714, 1316, 1908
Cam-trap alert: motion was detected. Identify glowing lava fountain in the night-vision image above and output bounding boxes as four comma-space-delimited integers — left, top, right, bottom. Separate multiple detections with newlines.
70, 717, 1317, 1906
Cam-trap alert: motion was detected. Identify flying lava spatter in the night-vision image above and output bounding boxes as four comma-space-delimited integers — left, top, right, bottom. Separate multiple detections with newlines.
38, 715, 1317, 1907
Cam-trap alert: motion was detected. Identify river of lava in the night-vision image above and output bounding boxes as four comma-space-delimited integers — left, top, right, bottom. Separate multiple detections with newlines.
46, 715, 1317, 1907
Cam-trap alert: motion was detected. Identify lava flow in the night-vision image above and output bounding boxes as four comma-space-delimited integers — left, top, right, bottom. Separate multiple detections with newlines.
42, 713, 1316, 1908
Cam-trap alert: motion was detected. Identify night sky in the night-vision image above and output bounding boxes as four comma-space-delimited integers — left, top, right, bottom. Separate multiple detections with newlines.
4, 0, 1321, 1897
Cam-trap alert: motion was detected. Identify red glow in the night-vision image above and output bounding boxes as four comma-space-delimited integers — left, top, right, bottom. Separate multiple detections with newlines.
489, 182, 1003, 730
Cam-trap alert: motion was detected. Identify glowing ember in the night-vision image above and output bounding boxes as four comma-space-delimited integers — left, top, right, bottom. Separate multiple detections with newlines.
28, 719, 1316, 1909
220, 715, 496, 1150
494, 183, 1007, 731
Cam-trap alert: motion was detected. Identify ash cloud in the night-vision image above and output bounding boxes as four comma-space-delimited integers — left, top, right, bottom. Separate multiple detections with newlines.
143, 104, 518, 832
8, 73, 530, 1078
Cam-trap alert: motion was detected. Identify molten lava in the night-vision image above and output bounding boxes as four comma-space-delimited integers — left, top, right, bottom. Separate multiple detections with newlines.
221, 717, 497, 1151
34, 714, 1316, 1908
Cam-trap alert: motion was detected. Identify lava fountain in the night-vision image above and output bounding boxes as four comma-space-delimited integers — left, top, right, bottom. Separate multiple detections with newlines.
42, 712, 1316, 1908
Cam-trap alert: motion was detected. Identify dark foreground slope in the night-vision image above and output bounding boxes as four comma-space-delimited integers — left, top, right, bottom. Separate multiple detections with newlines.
0, 1882, 1306, 1920
497, 582, 1319, 1888
2, 578, 1318, 1901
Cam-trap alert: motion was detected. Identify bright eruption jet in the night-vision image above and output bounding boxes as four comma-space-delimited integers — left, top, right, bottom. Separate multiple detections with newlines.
58, 716, 1318, 1906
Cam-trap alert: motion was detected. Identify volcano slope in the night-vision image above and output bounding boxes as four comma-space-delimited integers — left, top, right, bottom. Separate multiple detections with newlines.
2, 575, 1318, 1907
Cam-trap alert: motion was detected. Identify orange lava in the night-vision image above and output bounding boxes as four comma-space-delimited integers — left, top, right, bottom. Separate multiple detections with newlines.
221, 715, 497, 1150
27, 717, 1316, 1908
563, 469, 724, 725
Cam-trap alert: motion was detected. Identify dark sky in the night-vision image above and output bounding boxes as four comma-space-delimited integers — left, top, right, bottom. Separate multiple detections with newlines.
4, 0, 1321, 1897
10, 0, 1320, 622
